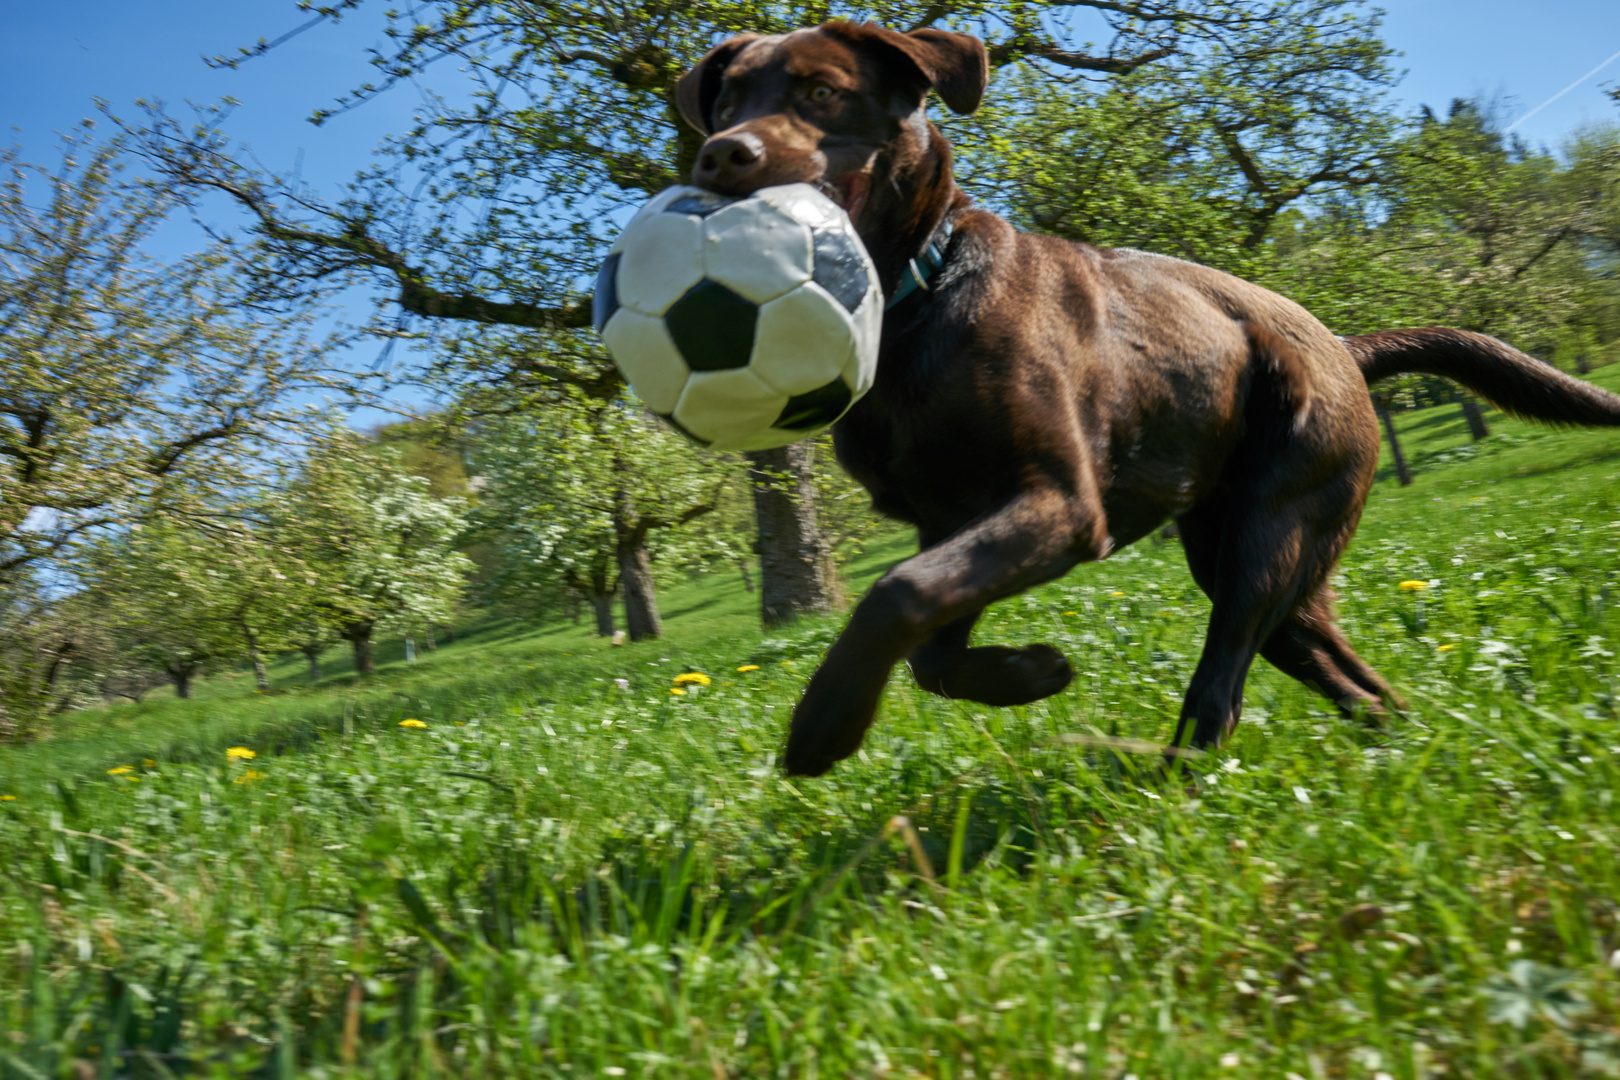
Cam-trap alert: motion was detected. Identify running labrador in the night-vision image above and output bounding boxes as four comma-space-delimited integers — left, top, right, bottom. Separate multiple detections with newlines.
674, 21, 1620, 776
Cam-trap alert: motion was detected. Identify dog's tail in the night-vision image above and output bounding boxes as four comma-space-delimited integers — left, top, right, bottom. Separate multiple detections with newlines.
1341, 327, 1620, 427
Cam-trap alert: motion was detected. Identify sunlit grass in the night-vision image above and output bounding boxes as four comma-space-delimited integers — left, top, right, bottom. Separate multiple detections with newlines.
2, 369, 1619, 1076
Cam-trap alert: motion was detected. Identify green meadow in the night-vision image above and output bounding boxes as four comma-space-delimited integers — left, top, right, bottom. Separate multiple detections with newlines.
3, 368, 1620, 1078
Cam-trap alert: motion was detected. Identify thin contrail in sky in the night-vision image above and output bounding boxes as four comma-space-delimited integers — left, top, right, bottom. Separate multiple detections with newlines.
1504, 45, 1620, 133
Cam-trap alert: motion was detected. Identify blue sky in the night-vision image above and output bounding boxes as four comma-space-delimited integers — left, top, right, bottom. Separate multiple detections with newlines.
4, 1, 1618, 420
6, 1, 1617, 193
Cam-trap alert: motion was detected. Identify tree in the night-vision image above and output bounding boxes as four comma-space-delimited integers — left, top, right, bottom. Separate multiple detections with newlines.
121, 0, 1351, 625
283, 426, 473, 675
470, 390, 730, 639
0, 130, 346, 591
962, 0, 1398, 273
85, 519, 258, 699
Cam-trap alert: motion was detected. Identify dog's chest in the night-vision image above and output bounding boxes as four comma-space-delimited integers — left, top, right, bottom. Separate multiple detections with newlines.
832, 346, 1028, 532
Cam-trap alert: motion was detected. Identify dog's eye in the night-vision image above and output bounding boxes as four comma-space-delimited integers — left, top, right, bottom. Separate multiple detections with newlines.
808, 85, 834, 103
715, 102, 735, 122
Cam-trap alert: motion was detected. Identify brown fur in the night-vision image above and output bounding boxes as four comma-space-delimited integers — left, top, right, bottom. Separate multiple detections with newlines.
674, 22, 1620, 776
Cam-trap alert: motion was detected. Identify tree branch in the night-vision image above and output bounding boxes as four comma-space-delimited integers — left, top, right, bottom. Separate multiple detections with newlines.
988, 37, 1175, 73
131, 125, 590, 331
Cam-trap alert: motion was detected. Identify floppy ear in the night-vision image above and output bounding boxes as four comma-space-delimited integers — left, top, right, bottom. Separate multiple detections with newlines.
675, 35, 760, 135
826, 23, 989, 115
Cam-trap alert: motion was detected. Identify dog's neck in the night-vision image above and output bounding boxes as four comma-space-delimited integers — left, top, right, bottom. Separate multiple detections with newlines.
858, 123, 968, 301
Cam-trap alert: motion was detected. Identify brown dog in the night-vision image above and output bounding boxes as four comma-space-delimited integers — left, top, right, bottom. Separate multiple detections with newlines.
674, 22, 1620, 777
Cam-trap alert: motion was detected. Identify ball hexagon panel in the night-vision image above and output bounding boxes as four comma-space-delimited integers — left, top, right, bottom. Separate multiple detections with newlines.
750, 282, 857, 397
600, 309, 690, 415
843, 293, 883, 397
774, 377, 853, 432
674, 367, 789, 451
616, 211, 705, 316
702, 198, 813, 304
656, 411, 711, 448
611, 186, 691, 254
810, 229, 872, 313
755, 183, 843, 230
664, 280, 758, 372
592, 252, 621, 333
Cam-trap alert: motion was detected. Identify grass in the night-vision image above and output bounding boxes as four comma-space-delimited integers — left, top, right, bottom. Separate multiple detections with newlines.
2, 368, 1619, 1078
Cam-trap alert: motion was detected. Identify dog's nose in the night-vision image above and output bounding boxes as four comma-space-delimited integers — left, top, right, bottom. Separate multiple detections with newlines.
693, 131, 767, 192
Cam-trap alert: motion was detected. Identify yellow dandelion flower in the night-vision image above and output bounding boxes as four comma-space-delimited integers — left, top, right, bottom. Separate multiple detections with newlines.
454, 720, 467, 726
0, 794, 15, 801
673, 672, 711, 686
1110, 591, 1125, 597
107, 766, 134, 776
1398, 580, 1429, 592
398, 718, 428, 729
1437, 644, 1456, 652
142, 758, 156, 767
1063, 611, 1078, 616
234, 769, 267, 784
736, 664, 760, 673
669, 687, 686, 696
225, 747, 256, 760
781, 660, 793, 667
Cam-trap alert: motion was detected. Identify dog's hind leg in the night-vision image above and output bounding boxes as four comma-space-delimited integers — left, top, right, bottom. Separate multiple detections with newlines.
907, 610, 1075, 707
1171, 451, 1372, 752
1180, 508, 1394, 724
1258, 589, 1400, 721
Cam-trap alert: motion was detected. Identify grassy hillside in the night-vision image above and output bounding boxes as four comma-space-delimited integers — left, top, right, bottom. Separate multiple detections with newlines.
2, 366, 1619, 1078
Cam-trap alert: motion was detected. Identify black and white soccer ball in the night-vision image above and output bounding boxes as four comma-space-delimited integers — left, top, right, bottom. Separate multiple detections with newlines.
593, 183, 882, 451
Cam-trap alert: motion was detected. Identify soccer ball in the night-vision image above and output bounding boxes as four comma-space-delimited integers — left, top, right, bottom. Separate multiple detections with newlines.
592, 183, 882, 451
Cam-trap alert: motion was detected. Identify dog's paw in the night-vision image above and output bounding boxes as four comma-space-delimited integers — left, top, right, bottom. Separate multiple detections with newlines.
782, 662, 889, 777
912, 643, 1073, 706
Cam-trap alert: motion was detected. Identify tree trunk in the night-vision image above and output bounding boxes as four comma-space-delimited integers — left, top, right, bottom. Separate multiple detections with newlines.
423, 626, 437, 652
345, 621, 375, 675
746, 442, 834, 628
619, 548, 661, 640
302, 645, 321, 683
737, 557, 754, 593
568, 560, 619, 637
1459, 395, 1490, 441
616, 536, 662, 642
614, 485, 664, 641
1375, 396, 1413, 486
242, 623, 270, 692
1575, 353, 1590, 375
588, 591, 616, 636
168, 662, 196, 700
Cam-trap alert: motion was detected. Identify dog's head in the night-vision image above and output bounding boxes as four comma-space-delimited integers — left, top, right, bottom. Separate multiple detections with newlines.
675, 22, 987, 228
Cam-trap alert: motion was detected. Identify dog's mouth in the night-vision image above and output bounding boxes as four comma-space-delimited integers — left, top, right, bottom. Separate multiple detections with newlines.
823, 171, 871, 223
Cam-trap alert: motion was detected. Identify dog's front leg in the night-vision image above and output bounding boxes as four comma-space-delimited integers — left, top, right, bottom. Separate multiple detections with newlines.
783, 484, 1107, 777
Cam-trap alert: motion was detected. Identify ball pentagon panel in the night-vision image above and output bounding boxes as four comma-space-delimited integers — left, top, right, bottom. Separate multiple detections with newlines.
701, 198, 813, 304
615, 211, 705, 317
599, 309, 690, 415
674, 367, 790, 451
591, 252, 622, 333
751, 282, 857, 397
774, 378, 854, 433
664, 189, 737, 217
664, 280, 759, 372
810, 228, 872, 313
